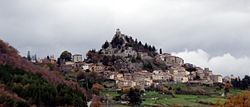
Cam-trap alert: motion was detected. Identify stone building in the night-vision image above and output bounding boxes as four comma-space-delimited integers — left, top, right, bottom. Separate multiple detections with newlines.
158, 53, 184, 66
210, 75, 223, 83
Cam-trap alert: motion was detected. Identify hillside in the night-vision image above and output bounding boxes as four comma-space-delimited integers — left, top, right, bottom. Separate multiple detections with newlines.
86, 29, 168, 72
0, 39, 88, 106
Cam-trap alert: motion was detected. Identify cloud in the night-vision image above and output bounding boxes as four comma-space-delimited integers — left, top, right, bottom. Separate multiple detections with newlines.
0, 0, 249, 77
172, 49, 250, 77
0, 0, 249, 58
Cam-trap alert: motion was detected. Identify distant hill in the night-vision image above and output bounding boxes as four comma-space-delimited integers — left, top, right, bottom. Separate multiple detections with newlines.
86, 29, 168, 72
0, 39, 88, 106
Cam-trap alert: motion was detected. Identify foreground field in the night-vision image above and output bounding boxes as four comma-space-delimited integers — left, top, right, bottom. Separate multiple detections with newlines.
143, 91, 226, 107
101, 84, 243, 107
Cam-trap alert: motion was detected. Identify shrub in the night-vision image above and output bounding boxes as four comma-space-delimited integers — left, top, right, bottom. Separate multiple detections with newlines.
223, 91, 250, 107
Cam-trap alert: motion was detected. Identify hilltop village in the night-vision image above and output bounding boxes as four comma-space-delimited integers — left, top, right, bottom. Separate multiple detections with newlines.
1, 29, 249, 107
28, 29, 228, 90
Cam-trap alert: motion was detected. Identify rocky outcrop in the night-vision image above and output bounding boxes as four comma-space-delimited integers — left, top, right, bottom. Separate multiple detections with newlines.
86, 29, 168, 72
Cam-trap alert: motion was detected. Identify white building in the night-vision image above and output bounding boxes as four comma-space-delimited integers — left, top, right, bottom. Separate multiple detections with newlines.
82, 63, 91, 70
210, 75, 223, 83
73, 54, 82, 62
65, 61, 75, 65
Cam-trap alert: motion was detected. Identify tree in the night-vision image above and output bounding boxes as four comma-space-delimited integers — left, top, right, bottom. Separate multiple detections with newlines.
138, 41, 142, 46
135, 39, 138, 44
102, 41, 109, 49
77, 71, 104, 91
27, 51, 31, 61
59, 51, 72, 61
152, 46, 156, 52
102, 56, 111, 66
111, 35, 124, 48
91, 83, 104, 95
148, 45, 152, 51
143, 61, 153, 71
144, 43, 148, 49
128, 88, 142, 106
86, 50, 102, 63
231, 75, 250, 90
33, 54, 37, 62
160, 48, 162, 54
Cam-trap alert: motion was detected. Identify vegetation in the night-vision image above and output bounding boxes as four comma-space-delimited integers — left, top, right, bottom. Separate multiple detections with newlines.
128, 88, 142, 106
0, 39, 89, 106
102, 88, 229, 107
102, 41, 110, 49
231, 75, 250, 90
0, 65, 87, 107
223, 91, 250, 107
91, 83, 104, 95
59, 50, 72, 62
143, 92, 226, 107
77, 71, 105, 91
86, 49, 103, 63
108, 33, 157, 55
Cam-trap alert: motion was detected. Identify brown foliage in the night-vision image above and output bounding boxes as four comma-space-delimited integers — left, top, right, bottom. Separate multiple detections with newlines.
0, 38, 89, 98
121, 88, 131, 94
87, 50, 103, 63
223, 91, 250, 107
91, 95, 102, 107
0, 83, 25, 102
91, 83, 104, 95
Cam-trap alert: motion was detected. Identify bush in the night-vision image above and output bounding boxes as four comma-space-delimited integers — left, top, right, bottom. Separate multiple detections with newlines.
128, 88, 142, 106
223, 91, 250, 107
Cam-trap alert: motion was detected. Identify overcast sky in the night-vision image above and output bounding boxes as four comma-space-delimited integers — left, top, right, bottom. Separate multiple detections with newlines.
0, 0, 249, 77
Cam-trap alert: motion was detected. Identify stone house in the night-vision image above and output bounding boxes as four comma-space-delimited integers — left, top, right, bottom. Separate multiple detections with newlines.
133, 71, 153, 87
117, 80, 136, 89
82, 63, 91, 70
159, 53, 184, 66
195, 67, 205, 80
204, 68, 213, 76
123, 73, 133, 80
210, 75, 223, 83
115, 73, 124, 80
89, 64, 105, 72
108, 74, 115, 80
152, 71, 171, 81
174, 74, 189, 83
169, 68, 179, 75
223, 76, 237, 83
65, 61, 75, 65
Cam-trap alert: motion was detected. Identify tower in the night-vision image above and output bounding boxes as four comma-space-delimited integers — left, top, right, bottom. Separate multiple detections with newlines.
116, 28, 121, 36
27, 51, 31, 61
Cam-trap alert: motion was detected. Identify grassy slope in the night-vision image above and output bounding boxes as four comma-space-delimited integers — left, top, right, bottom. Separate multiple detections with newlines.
0, 65, 87, 107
